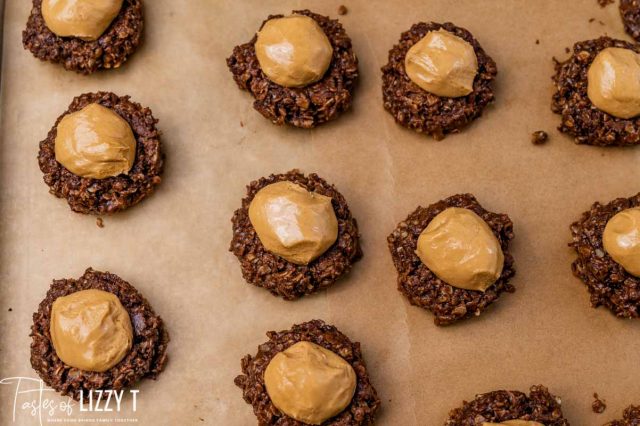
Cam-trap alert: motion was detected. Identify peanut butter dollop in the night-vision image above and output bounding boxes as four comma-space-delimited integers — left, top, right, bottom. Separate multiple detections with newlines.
416, 207, 504, 291
483, 421, 544, 426
264, 341, 357, 425
587, 47, 640, 119
255, 15, 333, 88
41, 0, 124, 41
603, 207, 640, 277
404, 29, 478, 97
50, 289, 133, 372
55, 103, 136, 179
248, 181, 338, 265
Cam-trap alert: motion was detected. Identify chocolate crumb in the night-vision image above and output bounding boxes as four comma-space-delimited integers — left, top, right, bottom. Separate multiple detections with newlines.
96, 217, 104, 228
565, 47, 571, 53
198, 418, 204, 422
598, 0, 614, 7
599, 20, 606, 25
536, 39, 540, 44
532, 130, 549, 145
239, 121, 244, 127
589, 18, 596, 22
338, 5, 348, 15
8, 308, 12, 312
593, 393, 607, 414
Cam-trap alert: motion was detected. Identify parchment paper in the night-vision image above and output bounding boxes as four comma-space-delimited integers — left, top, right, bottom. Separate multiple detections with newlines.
1, 1, 640, 425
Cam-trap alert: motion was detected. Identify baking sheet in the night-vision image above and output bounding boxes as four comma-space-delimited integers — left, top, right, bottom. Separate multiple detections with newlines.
1, 0, 640, 424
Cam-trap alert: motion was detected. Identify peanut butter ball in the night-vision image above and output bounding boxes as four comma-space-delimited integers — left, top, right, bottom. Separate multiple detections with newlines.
416, 207, 504, 291
54, 103, 136, 179
50, 289, 133, 372
588, 47, 640, 119
264, 341, 356, 425
405, 29, 478, 97
603, 207, 640, 277
41, 0, 124, 41
248, 181, 338, 265
255, 15, 333, 88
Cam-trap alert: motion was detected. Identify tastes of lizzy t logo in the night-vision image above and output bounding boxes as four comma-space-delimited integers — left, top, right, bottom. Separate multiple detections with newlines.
0, 377, 139, 425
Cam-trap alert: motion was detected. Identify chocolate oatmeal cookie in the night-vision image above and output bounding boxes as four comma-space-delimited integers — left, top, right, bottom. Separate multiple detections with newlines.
621, 0, 640, 42
445, 385, 570, 425
552, 37, 640, 146
30, 268, 169, 400
22, 0, 144, 74
230, 170, 362, 300
226, 10, 358, 128
235, 320, 380, 425
38, 91, 163, 215
606, 405, 640, 425
388, 194, 515, 326
381, 22, 497, 140
570, 193, 640, 318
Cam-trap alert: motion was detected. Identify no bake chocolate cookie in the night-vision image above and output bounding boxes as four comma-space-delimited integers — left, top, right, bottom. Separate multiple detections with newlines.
30, 268, 169, 400
381, 22, 497, 140
552, 37, 640, 146
605, 405, 640, 425
227, 10, 358, 128
621, 0, 640, 42
445, 385, 570, 425
570, 193, 640, 318
22, 0, 143, 74
38, 91, 163, 215
230, 170, 362, 300
235, 319, 380, 425
388, 194, 515, 326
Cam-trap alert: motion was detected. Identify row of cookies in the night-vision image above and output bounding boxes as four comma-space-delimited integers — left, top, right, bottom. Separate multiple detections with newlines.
225, 9, 640, 146
237, 318, 640, 425
24, 3, 640, 146
28, 270, 638, 426
229, 170, 640, 325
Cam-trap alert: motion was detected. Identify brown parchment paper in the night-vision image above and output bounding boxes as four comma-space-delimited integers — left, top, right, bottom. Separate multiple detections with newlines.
1, 1, 640, 425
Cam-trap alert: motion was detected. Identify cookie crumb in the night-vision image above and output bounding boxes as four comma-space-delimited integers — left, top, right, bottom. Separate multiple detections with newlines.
598, 0, 614, 7
532, 130, 549, 145
592, 393, 607, 414
240, 121, 244, 127
338, 5, 348, 15
565, 47, 571, 53
198, 418, 204, 422
96, 217, 104, 228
